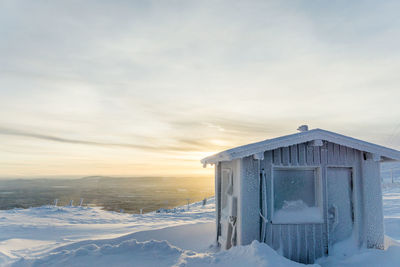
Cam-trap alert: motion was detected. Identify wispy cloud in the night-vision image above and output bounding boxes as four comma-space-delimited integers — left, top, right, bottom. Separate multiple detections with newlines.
0, 127, 227, 152
1, 0, 400, 177
0, 127, 154, 150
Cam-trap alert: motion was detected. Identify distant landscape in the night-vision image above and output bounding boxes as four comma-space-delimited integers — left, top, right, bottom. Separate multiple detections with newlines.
0, 162, 398, 214
0, 176, 214, 214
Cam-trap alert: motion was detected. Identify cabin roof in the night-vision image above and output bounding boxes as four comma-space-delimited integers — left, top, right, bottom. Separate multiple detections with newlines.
201, 128, 400, 165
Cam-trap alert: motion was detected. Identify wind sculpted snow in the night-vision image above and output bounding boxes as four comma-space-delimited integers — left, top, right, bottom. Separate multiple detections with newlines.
1, 188, 400, 266
0, 198, 215, 264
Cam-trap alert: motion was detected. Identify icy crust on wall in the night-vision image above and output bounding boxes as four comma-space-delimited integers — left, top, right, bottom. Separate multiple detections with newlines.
272, 200, 323, 224
238, 156, 260, 246
362, 159, 385, 249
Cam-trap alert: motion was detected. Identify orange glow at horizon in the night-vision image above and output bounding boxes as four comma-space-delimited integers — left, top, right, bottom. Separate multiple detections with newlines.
2, 1, 400, 178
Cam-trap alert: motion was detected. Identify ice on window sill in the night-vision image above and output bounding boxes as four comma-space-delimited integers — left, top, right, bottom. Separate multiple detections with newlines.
272, 200, 323, 224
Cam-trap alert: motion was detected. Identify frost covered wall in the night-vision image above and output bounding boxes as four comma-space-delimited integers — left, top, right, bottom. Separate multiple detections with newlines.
260, 142, 327, 263
257, 141, 373, 264
237, 156, 260, 245
215, 140, 384, 263
361, 155, 384, 249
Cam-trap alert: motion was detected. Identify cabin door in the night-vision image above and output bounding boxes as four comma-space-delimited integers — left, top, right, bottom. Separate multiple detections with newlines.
327, 167, 353, 248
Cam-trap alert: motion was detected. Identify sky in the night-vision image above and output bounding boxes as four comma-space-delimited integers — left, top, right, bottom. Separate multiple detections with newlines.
1, 0, 400, 178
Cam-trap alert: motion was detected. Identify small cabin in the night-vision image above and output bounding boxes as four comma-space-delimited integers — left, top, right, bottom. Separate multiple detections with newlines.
201, 127, 400, 264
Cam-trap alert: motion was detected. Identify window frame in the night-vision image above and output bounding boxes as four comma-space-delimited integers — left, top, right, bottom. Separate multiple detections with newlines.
271, 166, 323, 224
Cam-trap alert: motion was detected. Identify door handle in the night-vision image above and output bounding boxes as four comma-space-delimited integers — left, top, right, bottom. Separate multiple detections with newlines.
329, 205, 339, 230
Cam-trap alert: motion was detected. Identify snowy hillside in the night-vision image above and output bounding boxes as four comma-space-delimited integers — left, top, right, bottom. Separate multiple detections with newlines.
1, 188, 400, 266
0, 198, 215, 265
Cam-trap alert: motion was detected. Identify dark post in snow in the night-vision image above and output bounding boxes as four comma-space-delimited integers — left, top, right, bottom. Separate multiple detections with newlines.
186, 198, 190, 211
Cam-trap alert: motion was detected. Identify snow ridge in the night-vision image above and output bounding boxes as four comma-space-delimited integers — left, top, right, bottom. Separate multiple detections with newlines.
15, 239, 183, 267
1, 188, 400, 266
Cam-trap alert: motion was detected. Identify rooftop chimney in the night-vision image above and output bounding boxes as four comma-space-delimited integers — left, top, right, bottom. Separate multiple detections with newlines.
297, 125, 309, 132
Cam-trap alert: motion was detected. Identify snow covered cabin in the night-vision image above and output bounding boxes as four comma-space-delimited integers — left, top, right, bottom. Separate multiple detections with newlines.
201, 126, 400, 264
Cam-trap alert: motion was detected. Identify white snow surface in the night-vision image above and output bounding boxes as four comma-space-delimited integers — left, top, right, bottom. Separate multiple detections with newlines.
273, 200, 323, 224
0, 187, 400, 266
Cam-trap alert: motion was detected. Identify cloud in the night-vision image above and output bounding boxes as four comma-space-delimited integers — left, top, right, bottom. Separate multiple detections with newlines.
0, 127, 154, 149
0, 127, 226, 153
1, 0, 400, 176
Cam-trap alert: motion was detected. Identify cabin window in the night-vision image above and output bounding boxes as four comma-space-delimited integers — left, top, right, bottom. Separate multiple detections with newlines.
272, 168, 323, 224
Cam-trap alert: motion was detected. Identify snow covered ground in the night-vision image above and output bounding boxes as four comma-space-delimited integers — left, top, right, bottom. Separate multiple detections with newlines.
0, 198, 215, 265
0, 186, 400, 266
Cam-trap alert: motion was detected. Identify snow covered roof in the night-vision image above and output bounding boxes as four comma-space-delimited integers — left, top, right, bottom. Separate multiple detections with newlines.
201, 128, 400, 165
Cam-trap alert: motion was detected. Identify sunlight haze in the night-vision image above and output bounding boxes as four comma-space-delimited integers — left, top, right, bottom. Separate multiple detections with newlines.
1, 0, 400, 178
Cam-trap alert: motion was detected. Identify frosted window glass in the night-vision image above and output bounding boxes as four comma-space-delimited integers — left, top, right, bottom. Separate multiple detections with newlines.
273, 169, 316, 212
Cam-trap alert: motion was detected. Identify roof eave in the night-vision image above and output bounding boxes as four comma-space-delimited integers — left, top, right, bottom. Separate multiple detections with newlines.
201, 129, 400, 165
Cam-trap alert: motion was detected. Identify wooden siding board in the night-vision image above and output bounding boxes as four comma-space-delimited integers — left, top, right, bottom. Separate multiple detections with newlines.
315, 224, 323, 259
307, 225, 315, 263
339, 145, 347, 165
299, 224, 307, 263
346, 147, 355, 164
321, 142, 328, 165
298, 144, 306, 165
290, 145, 298, 165
327, 142, 334, 164
282, 147, 290, 166
282, 225, 290, 258
333, 144, 340, 164
306, 145, 314, 165
290, 225, 299, 262
313, 146, 321, 165
273, 149, 281, 165
323, 223, 328, 256
266, 223, 273, 247
272, 225, 281, 251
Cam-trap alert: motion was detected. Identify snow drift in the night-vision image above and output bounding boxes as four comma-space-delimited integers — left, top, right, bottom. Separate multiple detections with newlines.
1, 187, 400, 266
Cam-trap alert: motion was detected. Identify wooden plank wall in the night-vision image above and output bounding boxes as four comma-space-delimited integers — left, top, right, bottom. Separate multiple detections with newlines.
260, 141, 359, 264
